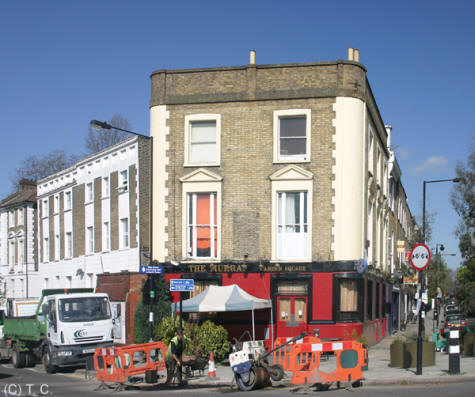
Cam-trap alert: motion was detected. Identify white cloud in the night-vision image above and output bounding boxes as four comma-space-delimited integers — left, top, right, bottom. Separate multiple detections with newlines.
396, 147, 410, 159
408, 156, 449, 175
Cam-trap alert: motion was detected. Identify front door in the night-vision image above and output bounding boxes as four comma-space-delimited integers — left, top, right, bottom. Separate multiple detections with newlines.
277, 296, 307, 338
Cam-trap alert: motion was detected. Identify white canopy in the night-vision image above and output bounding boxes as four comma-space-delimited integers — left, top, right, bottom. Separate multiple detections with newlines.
172, 284, 272, 341
172, 284, 271, 313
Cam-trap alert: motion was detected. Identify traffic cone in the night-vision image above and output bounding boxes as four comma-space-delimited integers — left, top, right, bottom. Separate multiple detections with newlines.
208, 351, 216, 378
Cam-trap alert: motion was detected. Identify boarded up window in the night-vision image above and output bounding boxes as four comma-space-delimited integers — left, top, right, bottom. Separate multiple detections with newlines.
294, 298, 307, 322
279, 298, 291, 321
277, 281, 308, 295
340, 279, 358, 312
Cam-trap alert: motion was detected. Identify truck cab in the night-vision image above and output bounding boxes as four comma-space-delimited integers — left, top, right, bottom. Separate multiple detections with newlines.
40, 289, 114, 370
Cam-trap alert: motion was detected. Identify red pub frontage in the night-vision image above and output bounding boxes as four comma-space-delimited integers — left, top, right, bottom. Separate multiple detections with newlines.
164, 261, 395, 347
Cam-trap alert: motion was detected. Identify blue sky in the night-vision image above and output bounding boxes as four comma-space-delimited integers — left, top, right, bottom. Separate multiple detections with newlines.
1, 1, 473, 271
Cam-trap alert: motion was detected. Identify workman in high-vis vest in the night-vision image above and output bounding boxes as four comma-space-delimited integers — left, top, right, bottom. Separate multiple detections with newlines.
165, 330, 184, 385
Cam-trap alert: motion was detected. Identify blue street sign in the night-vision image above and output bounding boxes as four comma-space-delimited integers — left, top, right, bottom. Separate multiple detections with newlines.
170, 279, 194, 292
139, 265, 163, 274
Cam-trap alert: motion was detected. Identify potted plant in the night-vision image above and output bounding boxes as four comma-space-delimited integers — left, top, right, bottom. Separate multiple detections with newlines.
389, 337, 404, 367
403, 333, 436, 368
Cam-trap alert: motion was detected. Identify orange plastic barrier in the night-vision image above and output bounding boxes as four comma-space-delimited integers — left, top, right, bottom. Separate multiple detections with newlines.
272, 335, 321, 371
289, 339, 366, 385
94, 342, 167, 385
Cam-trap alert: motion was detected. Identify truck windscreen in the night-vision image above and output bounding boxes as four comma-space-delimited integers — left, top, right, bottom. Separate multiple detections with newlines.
58, 297, 111, 322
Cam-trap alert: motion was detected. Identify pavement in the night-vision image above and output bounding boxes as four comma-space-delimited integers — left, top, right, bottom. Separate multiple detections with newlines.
181, 313, 475, 388
77, 313, 475, 390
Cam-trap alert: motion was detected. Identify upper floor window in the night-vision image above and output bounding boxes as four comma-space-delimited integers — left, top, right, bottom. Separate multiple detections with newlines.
18, 209, 24, 226
54, 195, 59, 214
86, 183, 93, 203
65, 232, 72, 258
277, 191, 308, 259
86, 226, 94, 254
9, 210, 15, 227
119, 170, 128, 192
43, 237, 49, 262
103, 222, 110, 251
64, 191, 72, 211
274, 109, 311, 163
368, 127, 374, 174
103, 176, 110, 197
120, 218, 129, 249
270, 165, 313, 261
55, 234, 60, 260
184, 114, 221, 166
42, 199, 48, 216
187, 193, 217, 259
18, 240, 24, 268
9, 241, 15, 266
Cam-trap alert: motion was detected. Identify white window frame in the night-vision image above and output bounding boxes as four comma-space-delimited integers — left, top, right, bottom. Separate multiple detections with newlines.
86, 183, 93, 203
270, 165, 313, 262
103, 221, 110, 251
42, 199, 48, 217
119, 170, 128, 192
64, 191, 72, 211
273, 109, 311, 163
103, 176, 110, 197
186, 193, 218, 259
180, 169, 222, 261
86, 226, 94, 254
368, 126, 374, 174
120, 218, 129, 249
9, 240, 15, 268
184, 114, 221, 167
54, 195, 59, 214
55, 234, 60, 260
18, 208, 24, 226
18, 239, 24, 271
44, 237, 49, 262
276, 191, 309, 260
65, 232, 72, 258
9, 210, 15, 227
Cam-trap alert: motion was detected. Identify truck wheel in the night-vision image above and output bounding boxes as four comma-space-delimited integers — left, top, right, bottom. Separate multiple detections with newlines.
42, 347, 57, 374
25, 353, 36, 367
12, 345, 26, 369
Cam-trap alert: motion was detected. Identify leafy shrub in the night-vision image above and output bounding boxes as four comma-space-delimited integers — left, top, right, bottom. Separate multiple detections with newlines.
155, 317, 231, 361
195, 320, 231, 361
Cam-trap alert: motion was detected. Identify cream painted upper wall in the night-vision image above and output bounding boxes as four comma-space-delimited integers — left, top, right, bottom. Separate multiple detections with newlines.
332, 97, 365, 260
150, 105, 169, 262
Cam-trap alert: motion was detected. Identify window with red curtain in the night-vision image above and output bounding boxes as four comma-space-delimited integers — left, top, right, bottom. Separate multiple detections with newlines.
187, 193, 217, 258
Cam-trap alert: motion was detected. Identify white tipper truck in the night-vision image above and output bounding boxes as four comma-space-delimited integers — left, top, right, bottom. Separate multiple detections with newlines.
0, 288, 114, 373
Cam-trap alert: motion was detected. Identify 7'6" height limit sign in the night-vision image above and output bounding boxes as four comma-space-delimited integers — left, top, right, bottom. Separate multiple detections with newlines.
410, 243, 431, 271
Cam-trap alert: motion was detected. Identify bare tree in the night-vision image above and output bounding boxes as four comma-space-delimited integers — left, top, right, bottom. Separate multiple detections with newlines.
10, 149, 80, 190
85, 114, 132, 153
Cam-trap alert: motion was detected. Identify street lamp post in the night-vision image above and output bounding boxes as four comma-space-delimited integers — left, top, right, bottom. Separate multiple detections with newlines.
417, 177, 461, 375
90, 120, 154, 341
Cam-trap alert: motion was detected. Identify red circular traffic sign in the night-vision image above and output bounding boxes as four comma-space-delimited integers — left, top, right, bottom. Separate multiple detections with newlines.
410, 243, 431, 271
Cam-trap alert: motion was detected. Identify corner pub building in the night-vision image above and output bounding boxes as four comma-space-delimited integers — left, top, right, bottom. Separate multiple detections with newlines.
149, 49, 415, 346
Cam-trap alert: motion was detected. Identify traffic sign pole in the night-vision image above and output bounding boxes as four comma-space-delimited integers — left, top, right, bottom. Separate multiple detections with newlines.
410, 243, 431, 376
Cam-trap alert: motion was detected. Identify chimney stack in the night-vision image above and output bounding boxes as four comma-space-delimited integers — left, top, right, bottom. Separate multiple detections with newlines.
354, 49, 360, 62
348, 47, 354, 61
249, 50, 256, 65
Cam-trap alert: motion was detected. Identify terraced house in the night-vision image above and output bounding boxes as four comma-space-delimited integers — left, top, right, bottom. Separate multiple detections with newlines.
0, 179, 40, 299
35, 136, 151, 343
150, 49, 415, 345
